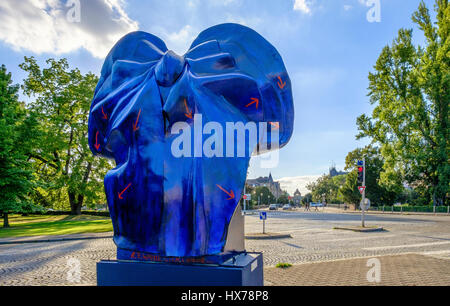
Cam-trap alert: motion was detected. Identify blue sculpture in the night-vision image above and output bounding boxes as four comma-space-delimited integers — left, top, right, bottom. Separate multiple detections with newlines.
88, 23, 294, 261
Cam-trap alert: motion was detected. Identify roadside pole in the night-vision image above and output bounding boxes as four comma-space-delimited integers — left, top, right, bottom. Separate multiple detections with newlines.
362, 157, 366, 228
260, 212, 267, 234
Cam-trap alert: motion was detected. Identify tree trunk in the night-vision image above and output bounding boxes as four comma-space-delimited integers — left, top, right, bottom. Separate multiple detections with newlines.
3, 213, 9, 228
69, 191, 82, 215
433, 188, 437, 207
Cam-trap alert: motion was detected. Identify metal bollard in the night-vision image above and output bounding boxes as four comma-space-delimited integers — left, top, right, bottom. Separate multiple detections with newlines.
383, 205, 385, 214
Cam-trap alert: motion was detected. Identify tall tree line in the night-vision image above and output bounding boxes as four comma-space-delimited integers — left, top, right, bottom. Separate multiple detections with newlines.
307, 1, 448, 207
357, 0, 449, 206
0, 57, 111, 224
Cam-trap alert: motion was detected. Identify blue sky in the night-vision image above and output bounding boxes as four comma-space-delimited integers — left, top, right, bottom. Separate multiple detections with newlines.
0, 0, 434, 194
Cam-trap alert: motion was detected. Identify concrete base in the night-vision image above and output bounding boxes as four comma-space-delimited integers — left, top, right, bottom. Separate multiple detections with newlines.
333, 226, 385, 232
245, 233, 292, 240
97, 252, 263, 286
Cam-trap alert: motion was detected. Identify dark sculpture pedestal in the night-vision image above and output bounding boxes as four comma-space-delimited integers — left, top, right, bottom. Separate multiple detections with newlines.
97, 252, 263, 286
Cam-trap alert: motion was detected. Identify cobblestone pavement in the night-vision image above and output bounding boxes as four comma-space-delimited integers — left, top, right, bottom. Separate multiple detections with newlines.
264, 254, 450, 286
1, 210, 450, 286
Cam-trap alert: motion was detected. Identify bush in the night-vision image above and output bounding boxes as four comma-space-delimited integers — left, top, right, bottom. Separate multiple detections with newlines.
275, 263, 292, 269
372, 205, 449, 213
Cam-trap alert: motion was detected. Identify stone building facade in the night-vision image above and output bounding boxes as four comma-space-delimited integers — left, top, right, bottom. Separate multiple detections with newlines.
246, 173, 283, 199
293, 189, 302, 206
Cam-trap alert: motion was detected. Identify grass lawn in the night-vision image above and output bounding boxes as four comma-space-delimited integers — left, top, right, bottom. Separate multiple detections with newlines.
0, 214, 113, 238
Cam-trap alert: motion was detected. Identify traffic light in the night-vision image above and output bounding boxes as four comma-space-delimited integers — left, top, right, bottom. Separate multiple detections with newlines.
357, 164, 364, 184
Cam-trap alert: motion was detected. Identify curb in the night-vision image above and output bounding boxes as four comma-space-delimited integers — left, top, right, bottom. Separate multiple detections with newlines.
0, 235, 113, 245
245, 233, 292, 240
333, 227, 385, 233
333, 210, 450, 217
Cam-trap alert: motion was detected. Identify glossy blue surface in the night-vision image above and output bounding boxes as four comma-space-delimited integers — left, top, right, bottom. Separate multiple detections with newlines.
88, 23, 294, 257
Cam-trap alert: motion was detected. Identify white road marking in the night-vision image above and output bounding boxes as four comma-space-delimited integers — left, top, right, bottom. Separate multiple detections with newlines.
421, 249, 450, 255
363, 241, 450, 251
276, 229, 327, 234
321, 235, 396, 242
321, 232, 424, 243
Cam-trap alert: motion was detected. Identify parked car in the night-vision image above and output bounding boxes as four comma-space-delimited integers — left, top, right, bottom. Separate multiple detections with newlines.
269, 204, 278, 211
282, 204, 292, 210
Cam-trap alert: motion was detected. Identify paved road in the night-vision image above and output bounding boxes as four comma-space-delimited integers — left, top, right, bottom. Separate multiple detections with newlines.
1, 210, 450, 286
265, 253, 450, 286
245, 210, 450, 266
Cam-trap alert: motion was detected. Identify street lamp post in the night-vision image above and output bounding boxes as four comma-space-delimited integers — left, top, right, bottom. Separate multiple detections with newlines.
362, 157, 366, 228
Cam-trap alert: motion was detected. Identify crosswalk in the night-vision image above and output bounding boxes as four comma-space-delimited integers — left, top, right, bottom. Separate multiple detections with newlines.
362, 241, 450, 251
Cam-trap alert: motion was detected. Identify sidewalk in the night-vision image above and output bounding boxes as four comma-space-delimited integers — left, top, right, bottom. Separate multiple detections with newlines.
0, 232, 114, 245
264, 254, 450, 286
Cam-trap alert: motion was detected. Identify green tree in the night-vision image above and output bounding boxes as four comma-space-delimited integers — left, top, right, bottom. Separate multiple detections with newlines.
306, 174, 346, 204
343, 146, 398, 206
277, 194, 289, 204
331, 175, 347, 204
252, 186, 276, 206
340, 171, 361, 207
307, 175, 331, 203
20, 57, 111, 215
0, 65, 36, 227
357, 0, 449, 206
301, 193, 312, 205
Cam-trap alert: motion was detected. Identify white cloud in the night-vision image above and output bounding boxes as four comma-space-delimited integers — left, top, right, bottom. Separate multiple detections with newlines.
293, 0, 312, 14
146, 24, 198, 55
276, 175, 321, 196
0, 0, 138, 58
164, 25, 198, 55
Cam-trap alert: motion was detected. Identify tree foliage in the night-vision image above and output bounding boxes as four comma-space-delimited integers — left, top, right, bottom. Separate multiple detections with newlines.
340, 171, 361, 206
341, 146, 398, 206
306, 174, 346, 204
277, 194, 290, 205
0, 65, 36, 227
357, 0, 449, 205
301, 193, 312, 205
251, 186, 276, 206
20, 57, 111, 214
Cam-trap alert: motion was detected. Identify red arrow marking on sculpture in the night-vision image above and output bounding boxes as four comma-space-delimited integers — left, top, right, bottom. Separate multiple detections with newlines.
101, 107, 108, 120
94, 131, 101, 151
277, 76, 286, 89
118, 183, 132, 200
133, 109, 141, 132
216, 184, 235, 200
246, 98, 259, 109
184, 99, 193, 119
269, 122, 280, 130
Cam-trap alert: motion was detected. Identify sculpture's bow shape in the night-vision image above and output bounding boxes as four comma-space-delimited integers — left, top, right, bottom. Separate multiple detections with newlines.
88, 23, 294, 258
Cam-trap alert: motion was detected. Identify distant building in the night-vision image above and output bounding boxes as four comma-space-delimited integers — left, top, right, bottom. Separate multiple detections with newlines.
329, 166, 347, 178
293, 189, 302, 206
247, 173, 283, 199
